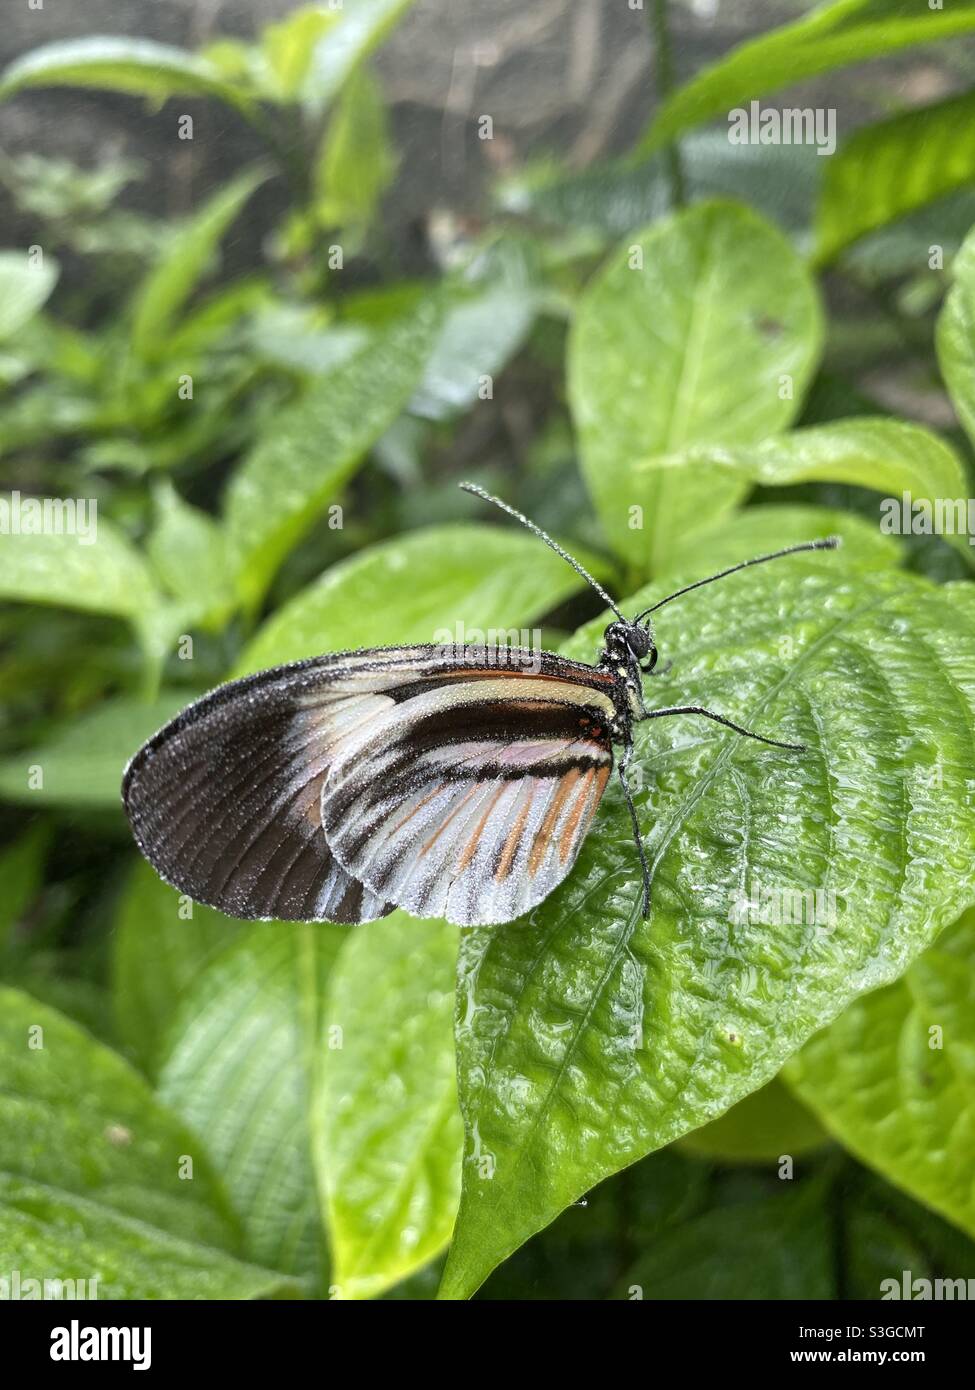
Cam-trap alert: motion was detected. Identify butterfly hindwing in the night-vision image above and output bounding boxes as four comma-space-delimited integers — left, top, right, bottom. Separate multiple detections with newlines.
319, 656, 617, 926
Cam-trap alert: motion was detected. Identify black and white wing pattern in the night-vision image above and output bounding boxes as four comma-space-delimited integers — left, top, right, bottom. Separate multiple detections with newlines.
122, 648, 418, 923
123, 645, 617, 926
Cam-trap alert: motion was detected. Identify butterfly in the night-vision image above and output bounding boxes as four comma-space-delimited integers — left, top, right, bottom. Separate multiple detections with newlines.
122, 483, 838, 927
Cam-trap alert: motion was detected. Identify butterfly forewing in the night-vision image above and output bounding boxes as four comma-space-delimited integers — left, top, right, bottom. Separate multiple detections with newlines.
122, 645, 617, 926
121, 646, 441, 923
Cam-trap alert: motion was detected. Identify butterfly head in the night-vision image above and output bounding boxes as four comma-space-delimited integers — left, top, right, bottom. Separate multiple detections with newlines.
601, 618, 658, 675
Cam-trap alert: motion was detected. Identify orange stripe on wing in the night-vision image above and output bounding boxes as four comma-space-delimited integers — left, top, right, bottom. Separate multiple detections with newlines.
420, 784, 480, 856
495, 789, 533, 881
580, 765, 610, 837
456, 783, 507, 871
528, 768, 581, 876
559, 767, 595, 864
390, 782, 445, 835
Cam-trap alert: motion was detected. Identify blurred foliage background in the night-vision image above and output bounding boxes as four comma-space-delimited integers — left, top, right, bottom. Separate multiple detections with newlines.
1, 0, 975, 1301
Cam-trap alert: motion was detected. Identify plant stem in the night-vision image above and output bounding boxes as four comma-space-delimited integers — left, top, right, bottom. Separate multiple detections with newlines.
650, 0, 686, 209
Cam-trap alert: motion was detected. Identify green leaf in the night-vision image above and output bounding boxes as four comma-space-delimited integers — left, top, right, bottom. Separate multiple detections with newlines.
223, 296, 440, 609
0, 36, 257, 111
259, 6, 340, 100
0, 252, 58, 340
786, 908, 975, 1241
411, 285, 537, 422
567, 202, 822, 573
246, 302, 370, 375
147, 482, 234, 627
815, 91, 975, 265
615, 1185, 833, 1300
937, 221, 975, 454
0, 502, 157, 622
667, 504, 902, 579
440, 565, 975, 1298
113, 860, 238, 1078
0, 985, 297, 1298
650, 417, 968, 495
157, 923, 343, 1288
301, 0, 417, 113
642, 418, 973, 568
0, 501, 176, 668
678, 1079, 829, 1163
0, 691, 188, 808
234, 522, 607, 676
314, 66, 395, 243
637, 0, 975, 157
316, 915, 462, 1299
130, 168, 266, 359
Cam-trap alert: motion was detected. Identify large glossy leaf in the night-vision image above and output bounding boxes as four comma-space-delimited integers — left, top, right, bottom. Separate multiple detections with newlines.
157, 923, 343, 1289
0, 252, 58, 340
637, 0, 975, 157
234, 522, 607, 675
936, 222, 975, 454
130, 168, 265, 358
439, 564, 975, 1298
639, 418, 972, 566
0, 985, 297, 1298
316, 915, 462, 1299
815, 92, 975, 265
0, 691, 189, 808
786, 908, 975, 1240
223, 297, 440, 608
0, 36, 256, 111
113, 861, 238, 1077
567, 201, 822, 573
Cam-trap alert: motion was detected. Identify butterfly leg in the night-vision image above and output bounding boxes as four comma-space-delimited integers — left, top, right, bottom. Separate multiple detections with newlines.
643, 705, 805, 752
617, 745, 652, 918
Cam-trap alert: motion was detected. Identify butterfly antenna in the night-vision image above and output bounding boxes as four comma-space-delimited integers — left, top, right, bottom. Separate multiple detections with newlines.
459, 481, 626, 621
634, 537, 841, 621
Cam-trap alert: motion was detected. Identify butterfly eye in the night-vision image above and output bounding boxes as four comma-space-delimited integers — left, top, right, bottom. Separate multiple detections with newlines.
626, 626, 650, 659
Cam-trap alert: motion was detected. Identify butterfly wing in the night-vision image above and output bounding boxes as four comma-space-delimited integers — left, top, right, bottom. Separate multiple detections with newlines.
122, 646, 443, 923
123, 645, 618, 926
319, 653, 617, 926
